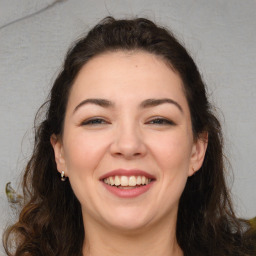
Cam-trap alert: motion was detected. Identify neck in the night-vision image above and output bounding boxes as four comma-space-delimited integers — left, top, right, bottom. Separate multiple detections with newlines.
82, 214, 183, 256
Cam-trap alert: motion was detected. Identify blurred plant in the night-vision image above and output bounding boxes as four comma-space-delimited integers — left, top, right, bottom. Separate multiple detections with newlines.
249, 217, 256, 230
5, 182, 23, 204
248, 216, 256, 255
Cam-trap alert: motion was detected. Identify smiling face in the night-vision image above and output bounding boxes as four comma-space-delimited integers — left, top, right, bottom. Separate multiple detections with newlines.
51, 51, 207, 232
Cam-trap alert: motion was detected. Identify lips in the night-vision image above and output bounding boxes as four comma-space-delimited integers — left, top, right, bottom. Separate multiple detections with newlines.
99, 169, 156, 198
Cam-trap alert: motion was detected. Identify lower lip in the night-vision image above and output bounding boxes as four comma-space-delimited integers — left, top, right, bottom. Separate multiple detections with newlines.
102, 182, 154, 198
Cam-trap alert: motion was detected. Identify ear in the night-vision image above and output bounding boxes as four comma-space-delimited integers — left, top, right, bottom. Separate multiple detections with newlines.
50, 134, 68, 176
188, 132, 208, 176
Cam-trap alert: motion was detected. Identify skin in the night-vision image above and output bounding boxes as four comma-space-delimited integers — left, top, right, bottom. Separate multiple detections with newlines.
51, 51, 207, 256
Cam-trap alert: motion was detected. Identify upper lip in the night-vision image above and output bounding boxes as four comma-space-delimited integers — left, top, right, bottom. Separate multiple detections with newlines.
99, 169, 156, 180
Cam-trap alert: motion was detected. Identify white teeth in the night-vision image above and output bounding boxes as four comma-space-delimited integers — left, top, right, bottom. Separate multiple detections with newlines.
109, 176, 114, 186
129, 176, 136, 186
103, 175, 152, 187
120, 176, 129, 186
114, 176, 121, 186
137, 176, 142, 185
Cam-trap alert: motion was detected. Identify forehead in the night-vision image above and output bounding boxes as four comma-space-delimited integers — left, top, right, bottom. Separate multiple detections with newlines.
74, 51, 182, 89
68, 50, 189, 112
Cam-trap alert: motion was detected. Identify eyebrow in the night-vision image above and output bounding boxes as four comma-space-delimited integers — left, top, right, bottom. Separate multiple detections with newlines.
73, 97, 183, 114
73, 98, 114, 114
140, 98, 183, 113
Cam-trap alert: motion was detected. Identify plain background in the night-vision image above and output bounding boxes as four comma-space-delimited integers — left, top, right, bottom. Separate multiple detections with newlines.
0, 0, 255, 253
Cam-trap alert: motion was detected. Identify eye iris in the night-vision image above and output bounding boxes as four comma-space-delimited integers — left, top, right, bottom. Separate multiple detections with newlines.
154, 119, 163, 124
91, 119, 103, 124
152, 119, 166, 124
149, 118, 174, 125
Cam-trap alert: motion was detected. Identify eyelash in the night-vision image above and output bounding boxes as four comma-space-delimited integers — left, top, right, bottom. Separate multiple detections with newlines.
81, 118, 108, 126
147, 117, 175, 126
81, 117, 175, 126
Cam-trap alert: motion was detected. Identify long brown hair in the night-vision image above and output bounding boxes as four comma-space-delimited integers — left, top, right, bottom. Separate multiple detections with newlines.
3, 17, 255, 256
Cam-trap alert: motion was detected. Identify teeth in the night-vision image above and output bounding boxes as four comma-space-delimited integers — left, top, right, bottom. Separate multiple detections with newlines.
114, 176, 121, 186
103, 175, 152, 187
137, 176, 142, 185
120, 176, 129, 186
129, 176, 136, 186
109, 176, 114, 186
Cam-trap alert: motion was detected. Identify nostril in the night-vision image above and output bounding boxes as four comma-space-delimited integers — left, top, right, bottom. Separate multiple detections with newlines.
109, 132, 147, 158
113, 151, 142, 159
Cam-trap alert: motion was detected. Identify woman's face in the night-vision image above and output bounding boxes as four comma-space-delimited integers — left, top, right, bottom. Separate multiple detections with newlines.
52, 51, 207, 232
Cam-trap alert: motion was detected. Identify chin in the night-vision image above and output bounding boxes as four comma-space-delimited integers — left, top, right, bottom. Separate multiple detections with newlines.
101, 207, 153, 232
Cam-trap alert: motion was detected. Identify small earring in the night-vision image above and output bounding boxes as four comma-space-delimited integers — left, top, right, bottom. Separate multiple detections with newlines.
61, 171, 66, 181
192, 167, 196, 176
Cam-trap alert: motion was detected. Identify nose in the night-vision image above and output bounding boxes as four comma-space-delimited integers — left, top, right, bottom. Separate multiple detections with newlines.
110, 123, 147, 159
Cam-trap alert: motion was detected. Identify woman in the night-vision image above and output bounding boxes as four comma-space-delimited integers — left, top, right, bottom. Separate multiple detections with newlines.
3, 17, 255, 256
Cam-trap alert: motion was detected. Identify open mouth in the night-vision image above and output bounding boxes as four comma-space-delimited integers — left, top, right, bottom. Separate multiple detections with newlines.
100, 170, 156, 197
102, 175, 153, 189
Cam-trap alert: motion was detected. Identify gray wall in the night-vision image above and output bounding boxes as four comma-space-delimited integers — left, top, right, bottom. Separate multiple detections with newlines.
0, 0, 255, 253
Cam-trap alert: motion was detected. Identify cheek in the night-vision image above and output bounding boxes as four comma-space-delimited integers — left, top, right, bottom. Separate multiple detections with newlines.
149, 131, 193, 170
63, 131, 110, 176
149, 133, 192, 212
62, 132, 111, 209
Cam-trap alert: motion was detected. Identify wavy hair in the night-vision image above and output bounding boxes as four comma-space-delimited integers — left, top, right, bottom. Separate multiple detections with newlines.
3, 17, 255, 256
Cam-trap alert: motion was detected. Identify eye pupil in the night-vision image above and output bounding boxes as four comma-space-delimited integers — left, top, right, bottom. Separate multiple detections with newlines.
149, 118, 174, 126
153, 119, 164, 124
91, 119, 103, 124
82, 118, 107, 126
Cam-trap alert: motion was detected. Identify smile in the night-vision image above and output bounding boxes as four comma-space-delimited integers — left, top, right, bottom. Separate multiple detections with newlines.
103, 175, 152, 188
100, 169, 155, 198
